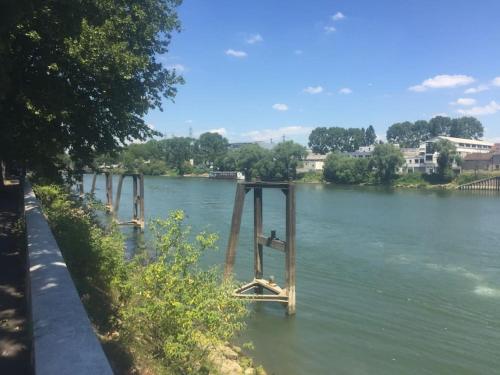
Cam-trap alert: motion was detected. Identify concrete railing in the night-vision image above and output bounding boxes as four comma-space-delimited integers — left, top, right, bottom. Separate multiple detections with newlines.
24, 182, 113, 375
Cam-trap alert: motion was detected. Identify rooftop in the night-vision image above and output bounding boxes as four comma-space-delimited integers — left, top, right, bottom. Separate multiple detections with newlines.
434, 136, 494, 147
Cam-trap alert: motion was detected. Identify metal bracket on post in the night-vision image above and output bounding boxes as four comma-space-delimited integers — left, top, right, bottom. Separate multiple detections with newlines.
113, 173, 145, 230
224, 181, 297, 315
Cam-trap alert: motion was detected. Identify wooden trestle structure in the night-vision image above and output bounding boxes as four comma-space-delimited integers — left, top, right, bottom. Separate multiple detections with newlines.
224, 181, 296, 315
458, 176, 500, 191
113, 173, 145, 229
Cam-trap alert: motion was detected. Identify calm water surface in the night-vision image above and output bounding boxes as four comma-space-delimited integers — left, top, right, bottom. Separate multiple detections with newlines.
85, 175, 500, 375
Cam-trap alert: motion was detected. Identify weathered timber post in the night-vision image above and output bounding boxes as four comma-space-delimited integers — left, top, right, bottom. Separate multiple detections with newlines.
105, 172, 113, 213
224, 183, 248, 278
225, 181, 297, 315
77, 174, 84, 197
90, 173, 97, 195
285, 184, 296, 315
113, 173, 145, 230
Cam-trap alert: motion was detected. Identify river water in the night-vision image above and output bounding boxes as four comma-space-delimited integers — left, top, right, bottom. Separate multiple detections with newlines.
84, 175, 500, 375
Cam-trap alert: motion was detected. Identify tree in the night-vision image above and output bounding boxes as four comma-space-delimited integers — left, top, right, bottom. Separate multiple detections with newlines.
235, 144, 270, 180
364, 125, 377, 146
254, 141, 307, 181
386, 121, 416, 147
195, 132, 229, 166
386, 116, 484, 148
160, 137, 194, 175
309, 126, 375, 154
429, 116, 452, 137
449, 117, 483, 139
308, 127, 330, 154
323, 153, 371, 184
0, 0, 183, 174
371, 144, 404, 183
433, 139, 458, 181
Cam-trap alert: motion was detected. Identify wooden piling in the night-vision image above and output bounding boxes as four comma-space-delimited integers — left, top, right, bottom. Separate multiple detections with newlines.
114, 174, 125, 214
105, 172, 113, 213
90, 173, 97, 195
254, 187, 264, 290
285, 184, 296, 315
224, 183, 247, 278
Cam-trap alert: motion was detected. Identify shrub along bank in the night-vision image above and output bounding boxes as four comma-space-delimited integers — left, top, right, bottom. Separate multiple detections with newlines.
33, 184, 254, 374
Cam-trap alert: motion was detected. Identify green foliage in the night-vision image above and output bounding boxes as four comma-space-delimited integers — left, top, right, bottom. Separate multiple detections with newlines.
308, 126, 377, 154
33, 184, 126, 328
433, 139, 458, 182
296, 171, 323, 183
120, 211, 247, 373
34, 185, 248, 374
195, 132, 229, 166
386, 116, 484, 147
1, 0, 183, 171
323, 153, 371, 184
159, 137, 195, 175
253, 141, 307, 181
371, 144, 405, 183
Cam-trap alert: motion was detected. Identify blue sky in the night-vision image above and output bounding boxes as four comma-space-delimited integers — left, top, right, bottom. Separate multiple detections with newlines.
145, 0, 500, 145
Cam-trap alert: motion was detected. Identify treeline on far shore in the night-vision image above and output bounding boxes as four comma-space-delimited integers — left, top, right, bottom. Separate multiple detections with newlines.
91, 115, 487, 187
93, 132, 309, 181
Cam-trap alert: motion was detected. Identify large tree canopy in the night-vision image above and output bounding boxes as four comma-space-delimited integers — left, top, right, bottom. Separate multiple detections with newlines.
386, 116, 484, 147
0, 0, 183, 171
308, 126, 377, 154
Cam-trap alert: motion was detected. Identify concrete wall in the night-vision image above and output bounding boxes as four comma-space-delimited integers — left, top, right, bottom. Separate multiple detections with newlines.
24, 182, 113, 375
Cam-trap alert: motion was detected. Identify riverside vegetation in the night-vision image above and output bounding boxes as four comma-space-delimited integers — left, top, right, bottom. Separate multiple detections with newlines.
33, 184, 265, 375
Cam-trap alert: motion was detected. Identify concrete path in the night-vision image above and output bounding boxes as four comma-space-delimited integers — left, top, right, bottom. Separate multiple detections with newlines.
0, 183, 32, 374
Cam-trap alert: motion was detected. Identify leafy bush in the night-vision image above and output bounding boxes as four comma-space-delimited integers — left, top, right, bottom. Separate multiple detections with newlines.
120, 211, 247, 373
33, 184, 126, 329
34, 184, 248, 374
323, 153, 371, 184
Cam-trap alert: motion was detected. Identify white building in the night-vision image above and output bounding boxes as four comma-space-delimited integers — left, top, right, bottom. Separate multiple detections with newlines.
403, 136, 494, 174
430, 136, 493, 157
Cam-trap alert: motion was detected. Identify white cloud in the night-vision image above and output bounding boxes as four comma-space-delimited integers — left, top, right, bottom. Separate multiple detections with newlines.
339, 87, 352, 94
208, 128, 227, 136
457, 101, 500, 116
294, 49, 303, 55
492, 77, 500, 86
246, 34, 263, 44
450, 98, 476, 106
167, 63, 186, 73
332, 12, 345, 21
303, 86, 324, 94
242, 126, 313, 142
409, 74, 475, 92
225, 49, 247, 58
272, 103, 289, 111
324, 26, 336, 34
464, 85, 489, 94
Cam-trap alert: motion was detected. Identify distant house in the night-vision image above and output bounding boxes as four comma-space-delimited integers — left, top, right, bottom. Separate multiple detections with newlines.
462, 150, 500, 171
297, 151, 328, 173
400, 147, 426, 173
348, 145, 376, 158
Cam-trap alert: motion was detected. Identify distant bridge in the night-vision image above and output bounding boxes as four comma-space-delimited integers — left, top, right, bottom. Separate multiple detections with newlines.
458, 176, 500, 191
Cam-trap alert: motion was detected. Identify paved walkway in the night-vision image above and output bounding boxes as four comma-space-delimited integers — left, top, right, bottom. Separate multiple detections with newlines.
0, 183, 32, 374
